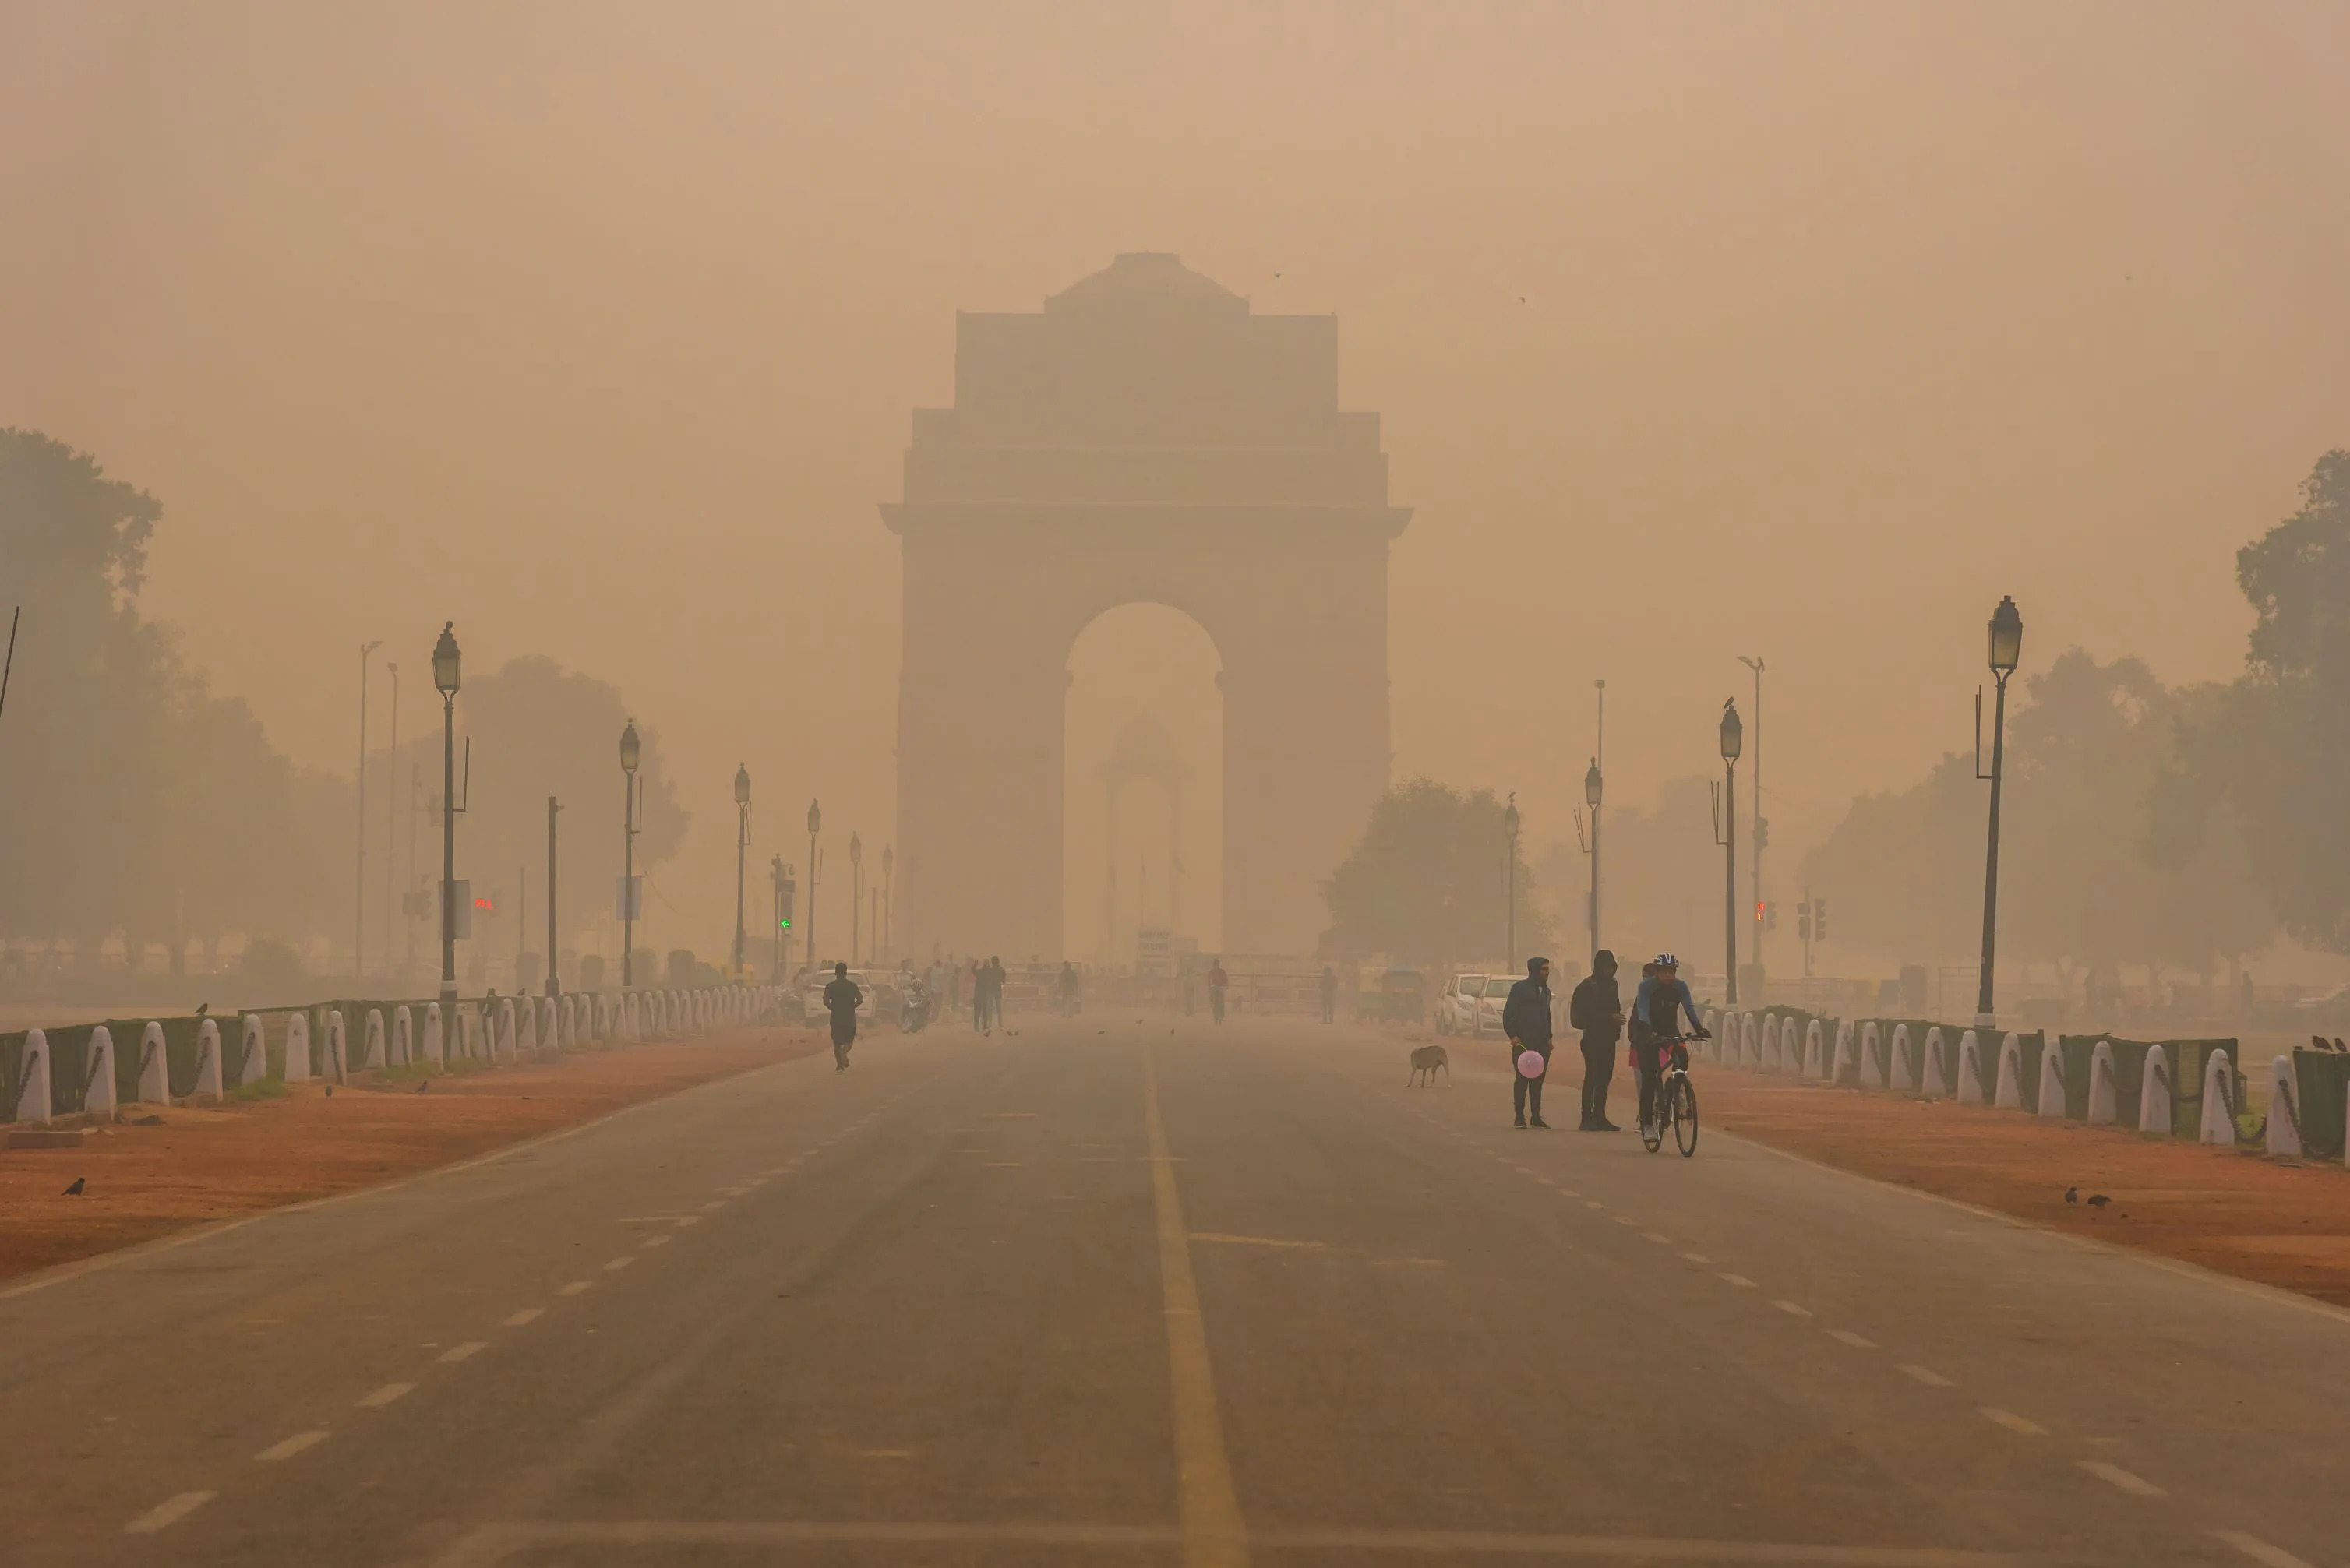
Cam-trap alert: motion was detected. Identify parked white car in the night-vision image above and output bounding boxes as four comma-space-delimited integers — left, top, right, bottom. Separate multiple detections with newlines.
1472, 974, 1517, 1037
802, 967, 878, 1027
1434, 973, 1486, 1036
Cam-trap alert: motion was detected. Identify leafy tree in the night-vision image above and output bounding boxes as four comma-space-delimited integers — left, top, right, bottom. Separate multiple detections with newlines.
1323, 777, 1553, 964
2154, 450, 2350, 950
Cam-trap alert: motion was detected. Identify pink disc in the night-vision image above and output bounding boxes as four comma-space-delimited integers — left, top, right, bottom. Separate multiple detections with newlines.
1517, 1050, 1546, 1079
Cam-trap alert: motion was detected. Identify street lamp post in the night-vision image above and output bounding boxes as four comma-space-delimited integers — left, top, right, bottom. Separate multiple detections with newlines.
545, 795, 561, 998
769, 854, 785, 980
383, 661, 399, 978
433, 624, 462, 1009
806, 800, 821, 968
1583, 759, 1603, 960
1738, 655, 1764, 971
1502, 794, 1521, 969
1715, 699, 1743, 1006
849, 833, 863, 967
1974, 597, 2024, 1027
619, 721, 640, 988
733, 765, 752, 980
880, 845, 894, 965
355, 641, 381, 978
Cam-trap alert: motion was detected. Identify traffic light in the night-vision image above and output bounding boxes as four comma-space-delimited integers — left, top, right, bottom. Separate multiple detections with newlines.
1797, 900, 1813, 940
1756, 816, 1770, 851
779, 876, 796, 931
1754, 899, 1766, 925
1815, 899, 1830, 940
1766, 900, 1778, 932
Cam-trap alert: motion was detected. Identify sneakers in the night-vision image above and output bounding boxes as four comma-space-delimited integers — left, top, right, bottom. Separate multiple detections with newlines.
1529, 1118, 1552, 1131
1513, 1114, 1527, 1129
1593, 1118, 1621, 1133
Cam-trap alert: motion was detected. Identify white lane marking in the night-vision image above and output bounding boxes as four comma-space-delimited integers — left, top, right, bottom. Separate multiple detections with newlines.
1643, 1234, 1673, 1246
1981, 1407, 2046, 1436
503, 1309, 544, 1327
604, 1256, 636, 1272
673, 1216, 701, 1228
1611, 1215, 1639, 1228
640, 1235, 671, 1249
2077, 1460, 2163, 1497
255, 1429, 330, 1461
700, 1200, 725, 1211
1899, 1365, 1954, 1387
2212, 1529, 2316, 1568
1558, 1189, 1581, 1198
1584, 1200, 1605, 1210
1828, 1330, 1877, 1349
1718, 1274, 1757, 1288
1771, 1300, 1812, 1317
125, 1491, 216, 1534
558, 1281, 593, 1296
1680, 1253, 1711, 1265
439, 1341, 488, 1363
357, 1382, 415, 1408
718, 1186, 750, 1196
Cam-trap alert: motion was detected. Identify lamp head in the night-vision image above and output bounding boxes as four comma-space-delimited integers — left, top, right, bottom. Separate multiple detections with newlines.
806, 799, 821, 835
849, 831, 863, 865
1988, 595, 2023, 676
1584, 759, 1603, 807
619, 720, 640, 776
1502, 793, 1520, 843
432, 622, 461, 695
882, 844, 894, 874
1720, 698, 1744, 763
734, 764, 751, 806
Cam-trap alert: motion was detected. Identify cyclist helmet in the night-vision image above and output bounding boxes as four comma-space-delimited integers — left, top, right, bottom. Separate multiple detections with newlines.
1653, 952, 1679, 969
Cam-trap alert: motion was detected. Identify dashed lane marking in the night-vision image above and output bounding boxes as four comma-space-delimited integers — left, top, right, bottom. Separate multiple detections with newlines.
1584, 1201, 1605, 1210
2211, 1529, 2315, 1568
700, 1200, 726, 1211
357, 1382, 415, 1408
1899, 1365, 1954, 1388
1643, 1234, 1673, 1246
558, 1281, 593, 1296
439, 1342, 488, 1363
1772, 1300, 1812, 1317
672, 1217, 701, 1228
1980, 1408, 2045, 1436
1719, 1274, 1757, 1288
1680, 1253, 1712, 1265
1611, 1215, 1639, 1228
503, 1309, 544, 1327
2077, 1460, 2162, 1497
125, 1491, 217, 1535
640, 1235, 671, 1249
255, 1429, 330, 1461
604, 1256, 636, 1272
1828, 1330, 1877, 1349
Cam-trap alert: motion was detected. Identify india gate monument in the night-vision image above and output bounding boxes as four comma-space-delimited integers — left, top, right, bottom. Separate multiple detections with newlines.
883, 253, 1411, 961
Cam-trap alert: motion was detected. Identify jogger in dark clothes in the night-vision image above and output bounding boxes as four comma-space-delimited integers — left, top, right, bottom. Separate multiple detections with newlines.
1568, 950, 1625, 1131
823, 961, 863, 1072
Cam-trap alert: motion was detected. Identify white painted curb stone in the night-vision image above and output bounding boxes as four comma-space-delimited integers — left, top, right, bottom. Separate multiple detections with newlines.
1890, 1024, 1915, 1093
136, 1021, 170, 1105
2267, 1055, 2302, 1158
1957, 1030, 1985, 1105
2137, 1044, 2172, 1136
1994, 1033, 2024, 1109
2199, 1048, 2235, 1145
2086, 1041, 2119, 1126
1921, 1027, 1950, 1098
83, 1026, 118, 1117
192, 1019, 223, 1101
238, 1015, 268, 1087
1860, 1022, 1884, 1089
14, 1030, 51, 1124
2035, 1041, 2066, 1119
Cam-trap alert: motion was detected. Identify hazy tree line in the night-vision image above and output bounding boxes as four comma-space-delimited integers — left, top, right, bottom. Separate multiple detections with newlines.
0, 430, 684, 985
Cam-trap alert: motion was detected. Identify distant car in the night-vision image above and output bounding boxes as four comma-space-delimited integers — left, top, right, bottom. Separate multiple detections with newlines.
1474, 974, 1518, 1036
802, 967, 879, 1028
2292, 985, 2350, 1024
1435, 973, 1486, 1036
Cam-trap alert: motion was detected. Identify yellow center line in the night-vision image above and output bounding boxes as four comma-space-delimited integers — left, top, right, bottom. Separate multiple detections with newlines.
1144, 1052, 1251, 1568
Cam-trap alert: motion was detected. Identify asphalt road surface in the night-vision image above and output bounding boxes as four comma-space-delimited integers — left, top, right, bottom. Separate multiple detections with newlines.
3, 1017, 2345, 1567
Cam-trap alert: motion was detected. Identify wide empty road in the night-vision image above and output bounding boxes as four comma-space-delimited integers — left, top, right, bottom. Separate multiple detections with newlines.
2, 1017, 2344, 1567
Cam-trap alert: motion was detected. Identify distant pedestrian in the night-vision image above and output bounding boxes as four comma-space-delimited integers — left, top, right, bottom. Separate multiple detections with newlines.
1207, 958, 1230, 1024
2241, 969, 2256, 1022
1569, 950, 1625, 1132
823, 961, 863, 1073
1318, 964, 1339, 1024
1504, 956, 1555, 1129
1059, 960, 1082, 1017
983, 955, 1006, 1033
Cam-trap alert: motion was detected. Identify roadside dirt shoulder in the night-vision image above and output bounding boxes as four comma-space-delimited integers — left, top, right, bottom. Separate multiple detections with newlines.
0, 1029, 826, 1283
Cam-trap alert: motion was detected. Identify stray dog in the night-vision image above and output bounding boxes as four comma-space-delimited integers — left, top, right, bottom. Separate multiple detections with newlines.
1408, 1043, 1451, 1087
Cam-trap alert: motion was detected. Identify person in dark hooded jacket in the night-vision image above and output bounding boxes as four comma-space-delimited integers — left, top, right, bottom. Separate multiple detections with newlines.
1568, 950, 1625, 1131
1501, 957, 1554, 1129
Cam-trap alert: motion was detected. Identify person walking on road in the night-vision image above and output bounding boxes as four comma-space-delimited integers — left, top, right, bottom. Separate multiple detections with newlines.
1318, 964, 1339, 1024
1207, 958, 1230, 1024
1569, 950, 1625, 1132
970, 958, 986, 1032
982, 955, 1006, 1034
1059, 960, 1082, 1017
823, 961, 863, 1073
1503, 956, 1555, 1129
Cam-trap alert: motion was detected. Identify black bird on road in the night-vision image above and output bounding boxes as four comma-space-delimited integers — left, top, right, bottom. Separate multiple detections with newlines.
2087, 1193, 2112, 1208
2064, 1187, 2079, 1204
62, 1177, 84, 1196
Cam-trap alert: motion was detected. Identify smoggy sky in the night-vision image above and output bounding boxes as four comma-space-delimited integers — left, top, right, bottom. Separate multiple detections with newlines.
5, 1, 2347, 962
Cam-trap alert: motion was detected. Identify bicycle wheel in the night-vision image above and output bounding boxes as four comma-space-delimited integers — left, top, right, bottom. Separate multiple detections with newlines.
1671, 1074, 1699, 1158
1640, 1096, 1664, 1153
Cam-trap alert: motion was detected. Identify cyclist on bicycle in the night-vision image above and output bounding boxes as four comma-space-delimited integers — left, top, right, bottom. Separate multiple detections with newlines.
1629, 953, 1710, 1136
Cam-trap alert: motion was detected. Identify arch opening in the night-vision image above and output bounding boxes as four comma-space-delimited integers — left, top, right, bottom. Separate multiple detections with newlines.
1063, 603, 1223, 966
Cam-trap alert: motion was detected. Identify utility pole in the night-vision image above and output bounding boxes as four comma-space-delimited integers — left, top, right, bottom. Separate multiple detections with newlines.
384, 661, 399, 977
355, 641, 381, 978
545, 795, 562, 997
1738, 655, 1764, 975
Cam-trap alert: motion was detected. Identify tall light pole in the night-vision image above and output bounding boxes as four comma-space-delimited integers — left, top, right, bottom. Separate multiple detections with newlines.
806, 800, 821, 967
545, 795, 562, 997
733, 765, 752, 979
849, 832, 863, 967
619, 721, 641, 988
1583, 759, 1603, 960
880, 844, 894, 965
1501, 794, 1520, 969
1974, 597, 2024, 1027
433, 624, 462, 1008
1737, 654, 1764, 971
355, 641, 381, 978
1714, 699, 1742, 1006
383, 661, 399, 977
769, 854, 785, 980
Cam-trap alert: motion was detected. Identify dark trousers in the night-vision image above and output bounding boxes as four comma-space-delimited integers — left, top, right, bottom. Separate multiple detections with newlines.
1210, 989, 1226, 1024
1512, 1043, 1551, 1121
1579, 1037, 1616, 1125
1633, 1044, 1666, 1126
1320, 994, 1336, 1024
830, 1017, 856, 1069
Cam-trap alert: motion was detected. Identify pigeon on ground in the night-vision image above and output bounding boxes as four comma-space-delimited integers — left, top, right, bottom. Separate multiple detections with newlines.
62, 1177, 84, 1196
415, 1079, 429, 1093
324, 1084, 333, 1098
2064, 1186, 2078, 1203
2087, 1193, 2112, 1208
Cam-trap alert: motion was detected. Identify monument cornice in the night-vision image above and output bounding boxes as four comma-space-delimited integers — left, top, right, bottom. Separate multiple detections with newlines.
880, 500, 1411, 541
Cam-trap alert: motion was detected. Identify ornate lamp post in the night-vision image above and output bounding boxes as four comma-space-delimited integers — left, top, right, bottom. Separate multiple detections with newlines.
880, 844, 894, 964
1716, 699, 1743, 1006
849, 832, 863, 967
1974, 596, 2024, 1027
732, 765, 752, 979
1502, 794, 1521, 968
805, 800, 821, 967
619, 721, 641, 987
1583, 759, 1603, 959
432, 623, 462, 1008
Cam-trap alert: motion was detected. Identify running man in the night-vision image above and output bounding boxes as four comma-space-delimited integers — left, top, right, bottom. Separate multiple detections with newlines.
822, 961, 863, 1073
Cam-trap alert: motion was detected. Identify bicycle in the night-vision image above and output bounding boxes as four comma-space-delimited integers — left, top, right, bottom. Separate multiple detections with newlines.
1638, 1033, 1703, 1158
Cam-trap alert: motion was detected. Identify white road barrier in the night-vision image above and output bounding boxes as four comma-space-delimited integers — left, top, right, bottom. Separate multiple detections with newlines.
284, 1013, 312, 1083
2138, 1045, 2172, 1136
323, 1010, 348, 1084
84, 1026, 118, 1117
2200, 1049, 2235, 1145
14, 1030, 51, 1124
238, 1015, 268, 1087
1831, 1020, 1854, 1083
1994, 1033, 2024, 1110
1860, 1022, 1885, 1089
2035, 1042, 2066, 1120
136, 1021, 170, 1105
1890, 1024, 1915, 1093
1804, 1020, 1825, 1080
1957, 1030, 1986, 1105
2086, 1041, 2119, 1126
192, 1019, 223, 1101
423, 1004, 445, 1068
364, 1010, 386, 1070
2266, 1055, 2302, 1158
1921, 1027, 1950, 1098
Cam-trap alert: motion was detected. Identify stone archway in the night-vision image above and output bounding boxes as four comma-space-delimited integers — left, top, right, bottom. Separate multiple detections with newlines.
883, 253, 1410, 960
